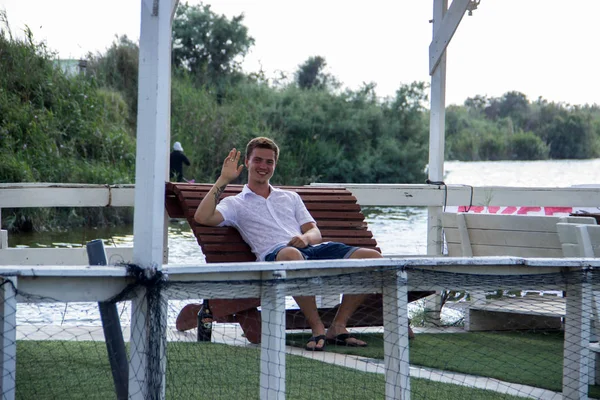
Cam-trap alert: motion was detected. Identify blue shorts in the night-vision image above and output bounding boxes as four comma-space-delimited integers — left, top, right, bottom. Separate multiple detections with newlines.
264, 242, 359, 262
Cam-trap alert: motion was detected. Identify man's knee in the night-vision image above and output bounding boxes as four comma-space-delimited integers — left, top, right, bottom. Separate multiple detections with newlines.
350, 247, 382, 259
276, 246, 304, 261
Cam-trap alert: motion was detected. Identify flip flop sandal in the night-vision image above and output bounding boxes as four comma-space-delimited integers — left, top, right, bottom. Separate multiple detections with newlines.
326, 333, 367, 347
305, 335, 326, 351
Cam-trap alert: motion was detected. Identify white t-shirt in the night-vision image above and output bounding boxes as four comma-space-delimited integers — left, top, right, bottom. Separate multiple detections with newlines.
216, 185, 316, 261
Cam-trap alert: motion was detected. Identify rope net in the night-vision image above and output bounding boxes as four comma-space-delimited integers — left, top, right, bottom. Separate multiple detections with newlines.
2, 265, 599, 399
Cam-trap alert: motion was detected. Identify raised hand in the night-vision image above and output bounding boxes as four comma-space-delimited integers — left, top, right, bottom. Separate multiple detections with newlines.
220, 148, 244, 183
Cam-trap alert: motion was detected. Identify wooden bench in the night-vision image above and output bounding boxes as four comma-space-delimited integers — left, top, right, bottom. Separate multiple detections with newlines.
442, 212, 597, 331
165, 182, 433, 343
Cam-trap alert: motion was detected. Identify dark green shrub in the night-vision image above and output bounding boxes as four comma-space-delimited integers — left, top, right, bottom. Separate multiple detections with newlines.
479, 135, 506, 161
508, 131, 549, 160
0, 18, 135, 231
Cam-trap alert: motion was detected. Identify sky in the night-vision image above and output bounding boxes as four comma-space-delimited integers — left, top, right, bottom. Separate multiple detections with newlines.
2, 0, 600, 106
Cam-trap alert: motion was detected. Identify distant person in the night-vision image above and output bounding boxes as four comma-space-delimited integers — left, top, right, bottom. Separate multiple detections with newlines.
170, 141, 190, 182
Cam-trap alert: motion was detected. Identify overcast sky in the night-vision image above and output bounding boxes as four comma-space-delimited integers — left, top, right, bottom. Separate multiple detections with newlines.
3, 0, 600, 106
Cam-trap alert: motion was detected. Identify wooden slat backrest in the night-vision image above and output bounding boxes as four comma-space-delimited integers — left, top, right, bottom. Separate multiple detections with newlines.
442, 212, 597, 258
165, 182, 380, 263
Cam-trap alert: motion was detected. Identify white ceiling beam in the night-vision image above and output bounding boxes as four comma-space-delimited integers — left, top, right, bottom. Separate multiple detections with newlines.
429, 0, 471, 75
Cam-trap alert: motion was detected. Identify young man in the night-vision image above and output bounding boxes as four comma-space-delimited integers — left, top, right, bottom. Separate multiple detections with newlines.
195, 137, 382, 350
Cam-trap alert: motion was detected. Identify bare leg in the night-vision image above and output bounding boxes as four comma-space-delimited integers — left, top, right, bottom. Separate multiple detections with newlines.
326, 248, 382, 346
277, 247, 326, 350
294, 295, 326, 350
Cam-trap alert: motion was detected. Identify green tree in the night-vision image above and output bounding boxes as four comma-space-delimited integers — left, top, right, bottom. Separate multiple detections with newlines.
508, 131, 548, 160
445, 105, 470, 138
0, 17, 135, 231
464, 95, 487, 116
172, 2, 254, 89
498, 91, 529, 127
170, 75, 276, 183
295, 56, 337, 90
543, 111, 598, 159
376, 82, 429, 182
86, 35, 139, 129
479, 135, 506, 161
484, 97, 501, 120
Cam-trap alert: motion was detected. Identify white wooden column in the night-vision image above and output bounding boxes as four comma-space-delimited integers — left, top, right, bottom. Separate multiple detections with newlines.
129, 0, 179, 398
260, 270, 287, 400
563, 273, 591, 399
427, 0, 448, 256
425, 0, 471, 327
426, 0, 470, 255
382, 270, 410, 399
1, 276, 17, 400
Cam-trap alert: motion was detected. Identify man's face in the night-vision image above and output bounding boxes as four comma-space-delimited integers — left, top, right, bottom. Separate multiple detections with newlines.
246, 147, 276, 184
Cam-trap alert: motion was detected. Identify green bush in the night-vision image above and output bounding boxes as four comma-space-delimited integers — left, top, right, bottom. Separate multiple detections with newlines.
0, 18, 136, 231
86, 36, 140, 129
479, 135, 506, 161
447, 93, 600, 160
543, 112, 599, 159
0, 29, 136, 184
508, 131, 549, 160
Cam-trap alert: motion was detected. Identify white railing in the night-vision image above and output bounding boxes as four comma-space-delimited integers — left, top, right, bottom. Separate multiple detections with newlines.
3, 182, 599, 209
2, 183, 600, 398
2, 182, 600, 266
311, 183, 600, 208
0, 184, 135, 264
1, 257, 596, 399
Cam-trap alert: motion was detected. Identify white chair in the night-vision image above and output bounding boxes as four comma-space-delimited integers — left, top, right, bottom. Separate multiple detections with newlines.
557, 222, 600, 385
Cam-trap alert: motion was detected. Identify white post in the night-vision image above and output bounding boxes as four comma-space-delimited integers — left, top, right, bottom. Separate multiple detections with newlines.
427, 0, 448, 256
426, 0, 449, 331
1, 276, 17, 400
562, 273, 591, 399
426, 0, 471, 325
129, 0, 178, 398
426, 0, 471, 256
382, 270, 410, 400
260, 270, 286, 400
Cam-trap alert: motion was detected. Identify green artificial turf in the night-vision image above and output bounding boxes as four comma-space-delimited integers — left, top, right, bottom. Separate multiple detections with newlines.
16, 340, 527, 399
287, 330, 600, 398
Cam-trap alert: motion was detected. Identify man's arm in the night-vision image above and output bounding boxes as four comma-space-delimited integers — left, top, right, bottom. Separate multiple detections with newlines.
287, 222, 322, 248
194, 148, 243, 226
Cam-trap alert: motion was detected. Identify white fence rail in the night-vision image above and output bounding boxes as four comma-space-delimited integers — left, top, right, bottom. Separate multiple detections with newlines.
1, 257, 597, 399
2, 183, 600, 209
1, 183, 600, 398
311, 183, 600, 208
2, 183, 600, 266
0, 184, 136, 264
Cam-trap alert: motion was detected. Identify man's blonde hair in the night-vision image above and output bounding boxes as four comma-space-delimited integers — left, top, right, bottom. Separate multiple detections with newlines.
245, 137, 280, 162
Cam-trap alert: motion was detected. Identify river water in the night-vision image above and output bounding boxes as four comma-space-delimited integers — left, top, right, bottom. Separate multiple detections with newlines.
10, 159, 600, 259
